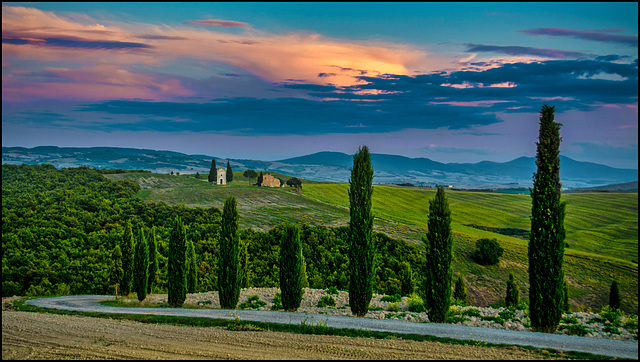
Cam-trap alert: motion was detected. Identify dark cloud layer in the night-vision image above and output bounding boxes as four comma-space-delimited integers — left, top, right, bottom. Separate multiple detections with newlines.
520, 28, 638, 47
465, 43, 587, 58
2, 35, 151, 50
20, 58, 637, 136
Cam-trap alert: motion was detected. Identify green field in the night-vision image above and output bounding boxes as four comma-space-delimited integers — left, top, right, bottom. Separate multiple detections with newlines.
106, 172, 638, 313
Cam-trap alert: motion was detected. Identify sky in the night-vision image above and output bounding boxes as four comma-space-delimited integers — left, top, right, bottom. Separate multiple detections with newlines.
2, 2, 638, 169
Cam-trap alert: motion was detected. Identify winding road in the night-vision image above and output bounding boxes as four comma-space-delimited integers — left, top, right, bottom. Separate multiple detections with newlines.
27, 295, 637, 359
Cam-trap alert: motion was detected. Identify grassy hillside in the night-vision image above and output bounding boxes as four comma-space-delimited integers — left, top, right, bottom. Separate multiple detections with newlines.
302, 184, 638, 263
105, 172, 638, 313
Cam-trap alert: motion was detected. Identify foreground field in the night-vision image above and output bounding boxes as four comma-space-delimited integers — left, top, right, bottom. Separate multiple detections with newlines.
2, 310, 546, 360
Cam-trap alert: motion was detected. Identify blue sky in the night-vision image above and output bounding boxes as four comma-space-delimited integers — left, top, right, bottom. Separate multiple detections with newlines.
2, 2, 638, 168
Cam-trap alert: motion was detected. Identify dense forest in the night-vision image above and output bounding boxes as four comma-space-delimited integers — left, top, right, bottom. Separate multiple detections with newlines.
2, 164, 425, 298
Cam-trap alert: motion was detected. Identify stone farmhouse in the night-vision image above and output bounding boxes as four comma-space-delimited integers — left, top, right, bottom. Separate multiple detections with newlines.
261, 174, 281, 188
217, 166, 226, 185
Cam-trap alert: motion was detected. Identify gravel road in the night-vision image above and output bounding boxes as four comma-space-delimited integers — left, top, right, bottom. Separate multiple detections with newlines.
26, 295, 638, 359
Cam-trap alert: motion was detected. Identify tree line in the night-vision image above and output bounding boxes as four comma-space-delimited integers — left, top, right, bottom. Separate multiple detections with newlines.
4, 105, 622, 333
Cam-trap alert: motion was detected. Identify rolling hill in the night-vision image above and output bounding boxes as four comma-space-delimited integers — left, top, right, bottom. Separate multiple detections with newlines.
3, 146, 637, 189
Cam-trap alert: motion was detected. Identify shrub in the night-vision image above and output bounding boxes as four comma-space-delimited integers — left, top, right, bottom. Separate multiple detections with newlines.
505, 273, 520, 308
609, 280, 621, 311
386, 302, 402, 312
481, 316, 505, 325
452, 275, 468, 304
463, 308, 481, 317
326, 286, 339, 295
381, 294, 401, 303
472, 238, 504, 265
559, 323, 590, 336
238, 294, 267, 309
271, 292, 283, 310
317, 296, 336, 308
407, 293, 425, 313
446, 315, 468, 324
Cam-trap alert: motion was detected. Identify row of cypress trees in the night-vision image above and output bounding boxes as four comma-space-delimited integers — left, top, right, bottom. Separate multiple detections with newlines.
110, 105, 574, 334
111, 223, 160, 304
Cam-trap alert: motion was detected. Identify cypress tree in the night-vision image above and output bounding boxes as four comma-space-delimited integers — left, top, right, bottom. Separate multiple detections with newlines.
257, 171, 263, 186
505, 272, 520, 308
453, 275, 468, 305
279, 223, 306, 311
168, 216, 187, 307
110, 245, 123, 300
186, 239, 198, 293
147, 226, 158, 294
423, 185, 453, 323
120, 222, 134, 296
226, 160, 233, 183
208, 159, 216, 183
132, 228, 149, 304
528, 104, 566, 333
609, 280, 621, 311
348, 145, 375, 317
218, 195, 241, 309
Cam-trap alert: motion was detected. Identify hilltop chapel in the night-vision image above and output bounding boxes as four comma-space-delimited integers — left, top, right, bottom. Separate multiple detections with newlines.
217, 166, 226, 185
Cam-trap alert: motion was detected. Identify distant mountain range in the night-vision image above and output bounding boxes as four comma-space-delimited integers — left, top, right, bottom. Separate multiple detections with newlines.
3, 146, 637, 190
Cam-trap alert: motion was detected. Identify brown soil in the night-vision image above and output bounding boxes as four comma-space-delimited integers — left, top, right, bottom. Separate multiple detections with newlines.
2, 308, 548, 360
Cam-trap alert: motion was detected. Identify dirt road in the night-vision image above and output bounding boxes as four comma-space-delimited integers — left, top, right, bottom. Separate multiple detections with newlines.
3, 310, 546, 360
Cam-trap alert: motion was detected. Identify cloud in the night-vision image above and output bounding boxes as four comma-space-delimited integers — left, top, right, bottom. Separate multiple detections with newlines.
464, 43, 587, 59
2, 35, 151, 50
184, 19, 251, 28
519, 28, 638, 47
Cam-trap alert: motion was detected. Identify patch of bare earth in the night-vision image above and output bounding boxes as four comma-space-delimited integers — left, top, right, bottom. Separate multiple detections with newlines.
2, 309, 547, 360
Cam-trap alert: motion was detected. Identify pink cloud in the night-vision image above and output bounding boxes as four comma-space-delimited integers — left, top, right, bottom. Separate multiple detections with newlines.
184, 19, 251, 28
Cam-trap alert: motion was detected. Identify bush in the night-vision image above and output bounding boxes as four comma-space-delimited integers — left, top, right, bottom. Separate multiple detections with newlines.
326, 286, 339, 295
381, 294, 401, 303
446, 315, 468, 324
609, 280, 621, 311
452, 275, 468, 304
386, 302, 402, 312
407, 293, 425, 313
271, 292, 283, 310
505, 273, 520, 308
472, 238, 504, 265
559, 323, 590, 336
463, 308, 481, 317
238, 294, 267, 309
316, 296, 336, 308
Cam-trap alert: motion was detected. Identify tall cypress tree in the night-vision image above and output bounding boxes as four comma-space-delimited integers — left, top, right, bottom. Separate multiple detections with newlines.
208, 159, 217, 183
111, 245, 123, 300
186, 239, 198, 293
257, 171, 263, 186
423, 185, 453, 323
168, 216, 187, 307
132, 228, 149, 304
120, 222, 134, 296
529, 104, 566, 333
147, 226, 158, 294
348, 145, 375, 317
218, 195, 241, 309
226, 160, 233, 183
279, 223, 306, 311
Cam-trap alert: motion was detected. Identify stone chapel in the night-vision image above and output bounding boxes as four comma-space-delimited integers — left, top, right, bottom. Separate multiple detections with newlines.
217, 166, 226, 185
